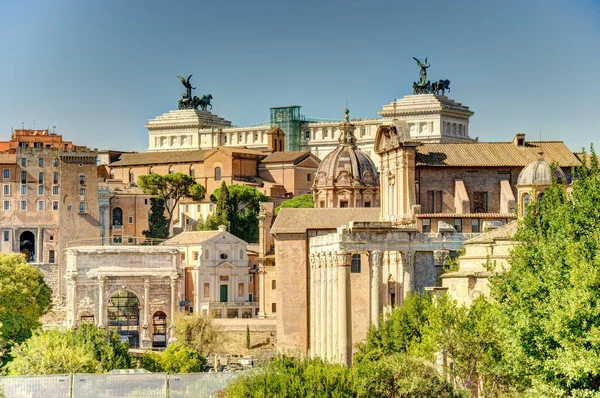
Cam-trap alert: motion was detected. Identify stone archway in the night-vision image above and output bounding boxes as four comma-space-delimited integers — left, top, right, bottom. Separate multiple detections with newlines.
107, 290, 140, 348
19, 231, 35, 263
152, 311, 167, 348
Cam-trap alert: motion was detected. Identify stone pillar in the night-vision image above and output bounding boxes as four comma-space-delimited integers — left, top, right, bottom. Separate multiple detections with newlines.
314, 255, 321, 358
320, 254, 327, 360
97, 276, 106, 328
141, 277, 151, 348
369, 250, 384, 328
326, 253, 334, 362
195, 267, 201, 316
337, 253, 352, 365
309, 255, 316, 358
169, 275, 178, 343
257, 265, 266, 318
401, 251, 415, 298
331, 257, 339, 363
36, 226, 43, 263
66, 275, 77, 328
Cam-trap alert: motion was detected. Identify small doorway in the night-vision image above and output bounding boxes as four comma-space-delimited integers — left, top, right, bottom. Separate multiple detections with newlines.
19, 231, 35, 262
248, 293, 253, 303
152, 311, 167, 348
219, 285, 228, 303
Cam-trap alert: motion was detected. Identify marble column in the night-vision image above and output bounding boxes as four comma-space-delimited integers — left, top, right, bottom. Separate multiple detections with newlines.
36, 226, 43, 263
369, 250, 384, 328
169, 275, 178, 342
314, 255, 321, 358
338, 253, 351, 365
326, 253, 334, 362
320, 254, 327, 360
97, 276, 106, 328
331, 257, 339, 363
141, 277, 151, 347
257, 264, 266, 318
309, 255, 316, 358
67, 275, 77, 328
402, 251, 415, 298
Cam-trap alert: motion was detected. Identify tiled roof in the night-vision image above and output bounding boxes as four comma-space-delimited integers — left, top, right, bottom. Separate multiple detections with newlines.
416, 141, 581, 167
261, 151, 318, 164
109, 150, 208, 167
0, 152, 16, 164
574, 152, 599, 166
163, 230, 223, 245
210, 147, 267, 157
465, 221, 518, 244
271, 207, 380, 234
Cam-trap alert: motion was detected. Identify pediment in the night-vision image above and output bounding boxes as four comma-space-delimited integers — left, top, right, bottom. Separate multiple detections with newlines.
217, 261, 235, 269
206, 231, 246, 245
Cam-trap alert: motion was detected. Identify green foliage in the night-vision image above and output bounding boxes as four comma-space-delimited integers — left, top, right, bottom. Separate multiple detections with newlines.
0, 254, 52, 348
275, 193, 314, 214
199, 183, 266, 242
245, 324, 250, 350
6, 325, 132, 375
490, 147, 600, 395
138, 173, 206, 233
173, 314, 220, 356
142, 197, 169, 240
443, 249, 464, 273
140, 343, 206, 373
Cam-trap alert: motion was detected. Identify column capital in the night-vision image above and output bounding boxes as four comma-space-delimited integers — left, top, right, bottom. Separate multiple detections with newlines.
144, 276, 150, 288
433, 250, 450, 266
401, 250, 415, 266
335, 253, 352, 267
369, 250, 384, 267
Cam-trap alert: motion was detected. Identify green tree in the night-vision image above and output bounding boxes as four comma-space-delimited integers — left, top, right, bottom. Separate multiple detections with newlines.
173, 314, 220, 356
245, 324, 250, 350
138, 173, 206, 234
142, 197, 169, 240
199, 183, 267, 242
491, 149, 600, 395
275, 193, 314, 214
0, 254, 52, 348
140, 343, 206, 373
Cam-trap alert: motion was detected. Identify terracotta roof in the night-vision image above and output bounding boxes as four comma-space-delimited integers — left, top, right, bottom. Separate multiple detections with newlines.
109, 150, 208, 167
416, 141, 581, 167
0, 152, 16, 164
209, 147, 267, 157
163, 230, 223, 245
465, 221, 518, 244
271, 207, 380, 234
246, 244, 261, 253
416, 213, 516, 219
261, 151, 317, 164
574, 152, 599, 166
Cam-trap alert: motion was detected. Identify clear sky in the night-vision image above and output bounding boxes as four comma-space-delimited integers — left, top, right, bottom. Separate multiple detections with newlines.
0, 0, 598, 153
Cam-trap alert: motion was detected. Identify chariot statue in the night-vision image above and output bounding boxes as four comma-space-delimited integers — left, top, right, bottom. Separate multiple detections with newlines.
411, 57, 451, 95
176, 74, 213, 111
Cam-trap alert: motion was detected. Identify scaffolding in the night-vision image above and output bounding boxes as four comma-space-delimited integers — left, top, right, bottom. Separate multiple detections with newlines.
270, 106, 302, 151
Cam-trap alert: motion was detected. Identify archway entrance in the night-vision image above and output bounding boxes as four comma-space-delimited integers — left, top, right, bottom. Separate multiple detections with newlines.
107, 290, 140, 348
19, 231, 35, 263
152, 311, 167, 348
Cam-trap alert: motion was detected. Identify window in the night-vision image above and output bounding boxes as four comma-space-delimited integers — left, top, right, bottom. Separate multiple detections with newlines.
144, 199, 148, 205
53, 201, 58, 210
79, 202, 85, 213
128, 216, 133, 224
112, 207, 123, 225
271, 280, 276, 290
20, 200, 27, 211
169, 167, 174, 175
180, 252, 186, 262
38, 200, 44, 211
3, 185, 9, 195
2, 169, 9, 179
53, 172, 58, 183
129, 170, 134, 183
204, 283, 210, 297
21, 171, 27, 183
49, 235, 54, 240
193, 251, 199, 261
364, 201, 371, 208
340, 200, 348, 208
351, 254, 361, 273
238, 283, 244, 297
38, 172, 44, 183
323, 128, 328, 138
454, 218, 462, 232
79, 175, 85, 185
473, 192, 488, 213
3, 231, 8, 242
523, 193, 530, 216
38, 185, 44, 195
20, 185, 27, 195
53, 158, 59, 167
249, 276, 253, 283
220, 252, 228, 260
34, 142, 42, 148
427, 190, 443, 213
21, 158, 26, 167
38, 158, 44, 167
3, 201, 9, 210
149, 167, 154, 175
471, 218, 480, 233
304, 131, 310, 140
307, 174, 311, 182
422, 218, 431, 233
52, 185, 58, 195
271, 303, 277, 313
190, 167, 195, 178
215, 167, 222, 181
80, 188, 85, 196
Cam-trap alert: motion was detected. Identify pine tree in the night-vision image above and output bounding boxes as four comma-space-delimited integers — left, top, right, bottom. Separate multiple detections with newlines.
143, 198, 169, 241
245, 324, 251, 350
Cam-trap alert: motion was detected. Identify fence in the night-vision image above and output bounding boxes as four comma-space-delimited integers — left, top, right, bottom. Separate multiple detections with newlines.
0, 372, 242, 398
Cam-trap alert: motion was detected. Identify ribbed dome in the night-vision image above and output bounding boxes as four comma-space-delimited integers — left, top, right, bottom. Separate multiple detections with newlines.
517, 152, 566, 186
314, 109, 378, 188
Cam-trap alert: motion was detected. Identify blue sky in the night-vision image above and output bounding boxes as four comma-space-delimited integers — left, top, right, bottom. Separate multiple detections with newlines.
0, 0, 599, 152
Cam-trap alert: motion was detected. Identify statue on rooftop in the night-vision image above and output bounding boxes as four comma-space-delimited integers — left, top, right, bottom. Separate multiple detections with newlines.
413, 57, 430, 86
411, 58, 451, 95
177, 75, 214, 111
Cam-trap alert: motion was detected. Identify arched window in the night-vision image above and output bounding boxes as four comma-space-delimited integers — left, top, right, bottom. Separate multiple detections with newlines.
523, 193, 530, 216
189, 166, 195, 178
129, 169, 134, 183
215, 167, 222, 181
239, 249, 243, 258
109, 169, 115, 179
112, 207, 123, 226
149, 167, 155, 175
169, 166, 174, 175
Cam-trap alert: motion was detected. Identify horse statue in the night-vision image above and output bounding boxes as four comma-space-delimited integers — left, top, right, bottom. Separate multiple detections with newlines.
431, 79, 451, 95
199, 94, 213, 111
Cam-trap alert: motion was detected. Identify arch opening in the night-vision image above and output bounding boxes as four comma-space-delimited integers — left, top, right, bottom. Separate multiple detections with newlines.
107, 290, 140, 348
19, 231, 35, 263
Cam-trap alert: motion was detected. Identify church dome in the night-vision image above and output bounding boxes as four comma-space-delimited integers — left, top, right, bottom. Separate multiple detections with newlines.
517, 152, 566, 186
314, 110, 378, 188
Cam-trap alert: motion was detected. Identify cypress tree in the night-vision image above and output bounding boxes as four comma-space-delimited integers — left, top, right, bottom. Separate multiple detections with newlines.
143, 197, 169, 241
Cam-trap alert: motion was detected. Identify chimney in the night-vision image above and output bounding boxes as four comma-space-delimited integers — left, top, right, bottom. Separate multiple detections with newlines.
513, 133, 526, 147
